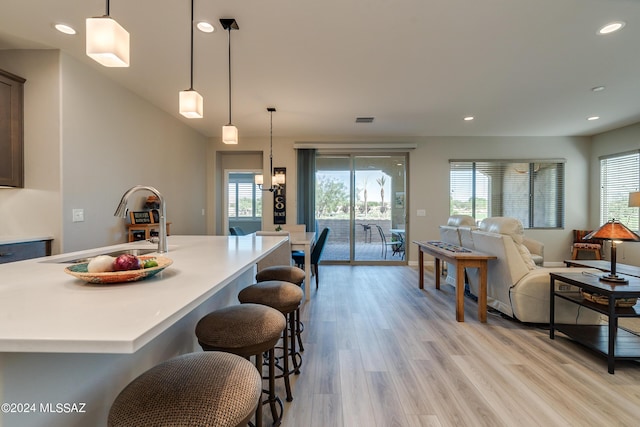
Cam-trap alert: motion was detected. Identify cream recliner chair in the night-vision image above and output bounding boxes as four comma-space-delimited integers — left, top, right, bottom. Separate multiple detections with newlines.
467, 217, 600, 324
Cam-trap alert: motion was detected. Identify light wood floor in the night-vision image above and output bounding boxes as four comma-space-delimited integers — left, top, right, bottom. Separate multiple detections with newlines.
270, 265, 640, 427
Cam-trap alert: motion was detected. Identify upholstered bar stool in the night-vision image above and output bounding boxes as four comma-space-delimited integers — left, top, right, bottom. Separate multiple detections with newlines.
256, 265, 306, 351
108, 351, 261, 427
238, 281, 303, 402
195, 304, 286, 427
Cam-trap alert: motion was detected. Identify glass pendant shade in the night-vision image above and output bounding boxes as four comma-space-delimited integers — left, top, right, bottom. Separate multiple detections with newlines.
86, 16, 130, 67
273, 173, 285, 185
179, 90, 203, 118
255, 174, 285, 187
223, 125, 238, 144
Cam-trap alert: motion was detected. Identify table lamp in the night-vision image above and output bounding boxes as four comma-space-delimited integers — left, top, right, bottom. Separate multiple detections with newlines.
584, 219, 640, 283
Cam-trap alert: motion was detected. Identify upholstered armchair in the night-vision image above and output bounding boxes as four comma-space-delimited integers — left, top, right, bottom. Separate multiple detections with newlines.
467, 217, 600, 324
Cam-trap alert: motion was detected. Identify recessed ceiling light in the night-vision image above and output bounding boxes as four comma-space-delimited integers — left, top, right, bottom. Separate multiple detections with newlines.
591, 86, 605, 92
463, 116, 474, 121
196, 21, 215, 33
598, 21, 625, 35
587, 116, 600, 121
54, 24, 76, 35
355, 117, 374, 123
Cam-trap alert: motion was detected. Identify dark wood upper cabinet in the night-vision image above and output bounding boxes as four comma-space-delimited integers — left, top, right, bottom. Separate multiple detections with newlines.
0, 68, 26, 188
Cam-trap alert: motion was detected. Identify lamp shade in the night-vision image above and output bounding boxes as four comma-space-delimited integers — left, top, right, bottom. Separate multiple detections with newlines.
86, 16, 130, 67
584, 219, 640, 241
629, 191, 640, 207
254, 174, 264, 185
179, 90, 203, 118
222, 125, 238, 144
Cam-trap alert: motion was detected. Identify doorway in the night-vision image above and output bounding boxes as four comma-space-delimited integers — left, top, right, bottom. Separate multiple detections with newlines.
315, 153, 407, 264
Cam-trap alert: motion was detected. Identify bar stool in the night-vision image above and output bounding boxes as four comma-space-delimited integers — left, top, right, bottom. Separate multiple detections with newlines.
108, 351, 261, 427
195, 304, 286, 427
238, 280, 303, 402
256, 265, 306, 351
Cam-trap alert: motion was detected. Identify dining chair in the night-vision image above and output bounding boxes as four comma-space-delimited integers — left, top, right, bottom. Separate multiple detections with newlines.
280, 224, 306, 232
374, 225, 404, 259
292, 227, 329, 288
229, 226, 245, 236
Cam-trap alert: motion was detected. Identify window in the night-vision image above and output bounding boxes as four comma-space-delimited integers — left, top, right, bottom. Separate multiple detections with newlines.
450, 159, 565, 228
228, 173, 262, 219
600, 151, 640, 230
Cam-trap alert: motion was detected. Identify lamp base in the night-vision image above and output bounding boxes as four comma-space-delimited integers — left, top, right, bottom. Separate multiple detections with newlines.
600, 274, 629, 284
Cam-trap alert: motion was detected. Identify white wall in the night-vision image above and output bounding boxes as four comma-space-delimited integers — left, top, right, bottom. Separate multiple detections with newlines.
591, 122, 640, 266
210, 134, 592, 263
0, 50, 209, 254
0, 50, 63, 253
59, 53, 208, 252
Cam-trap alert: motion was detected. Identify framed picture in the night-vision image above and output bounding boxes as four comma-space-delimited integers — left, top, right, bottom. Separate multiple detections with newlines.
395, 192, 405, 209
130, 211, 154, 224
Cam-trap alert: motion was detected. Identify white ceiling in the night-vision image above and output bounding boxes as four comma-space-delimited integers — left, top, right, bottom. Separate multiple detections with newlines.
1, 0, 640, 139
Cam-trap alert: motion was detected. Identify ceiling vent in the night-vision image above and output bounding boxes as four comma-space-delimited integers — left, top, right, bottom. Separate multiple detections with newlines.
355, 117, 374, 123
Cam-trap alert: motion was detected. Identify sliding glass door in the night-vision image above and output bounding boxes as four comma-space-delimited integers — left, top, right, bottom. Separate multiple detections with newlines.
316, 153, 407, 264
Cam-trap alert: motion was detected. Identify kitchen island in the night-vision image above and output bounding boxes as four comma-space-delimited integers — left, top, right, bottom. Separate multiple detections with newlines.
0, 234, 287, 427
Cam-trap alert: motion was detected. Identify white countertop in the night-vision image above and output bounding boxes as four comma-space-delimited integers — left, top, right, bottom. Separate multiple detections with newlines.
0, 234, 286, 354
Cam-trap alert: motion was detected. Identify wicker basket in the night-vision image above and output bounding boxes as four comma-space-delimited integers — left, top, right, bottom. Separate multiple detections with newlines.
580, 290, 638, 308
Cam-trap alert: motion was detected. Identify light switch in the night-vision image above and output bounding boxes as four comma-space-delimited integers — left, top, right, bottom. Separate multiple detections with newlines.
72, 209, 84, 222
416, 209, 426, 217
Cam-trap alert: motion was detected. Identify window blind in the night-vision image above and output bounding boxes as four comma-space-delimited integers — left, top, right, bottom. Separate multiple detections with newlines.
228, 173, 262, 219
600, 151, 640, 229
450, 159, 565, 228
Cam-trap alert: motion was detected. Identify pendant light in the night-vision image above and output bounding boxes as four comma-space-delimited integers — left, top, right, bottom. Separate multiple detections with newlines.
256, 107, 285, 192
86, 0, 130, 67
220, 18, 239, 144
179, 0, 203, 118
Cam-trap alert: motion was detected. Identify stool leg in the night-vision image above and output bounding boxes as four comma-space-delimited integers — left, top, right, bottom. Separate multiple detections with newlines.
267, 348, 283, 426
289, 311, 301, 375
282, 319, 293, 402
254, 353, 263, 427
296, 308, 304, 352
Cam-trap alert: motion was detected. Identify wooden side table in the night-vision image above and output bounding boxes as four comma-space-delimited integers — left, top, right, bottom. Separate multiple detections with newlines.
127, 223, 171, 242
550, 271, 640, 374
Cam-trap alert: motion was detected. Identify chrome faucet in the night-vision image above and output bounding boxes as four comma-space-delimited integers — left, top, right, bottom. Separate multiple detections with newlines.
114, 185, 168, 253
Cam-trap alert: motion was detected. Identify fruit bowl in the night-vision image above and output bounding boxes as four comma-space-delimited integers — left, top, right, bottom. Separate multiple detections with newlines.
64, 256, 173, 284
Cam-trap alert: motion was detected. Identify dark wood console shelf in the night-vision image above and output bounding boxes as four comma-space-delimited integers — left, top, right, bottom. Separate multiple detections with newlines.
550, 272, 640, 374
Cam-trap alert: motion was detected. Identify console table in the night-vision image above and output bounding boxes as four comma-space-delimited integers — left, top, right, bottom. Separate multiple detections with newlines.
549, 271, 640, 374
413, 240, 496, 323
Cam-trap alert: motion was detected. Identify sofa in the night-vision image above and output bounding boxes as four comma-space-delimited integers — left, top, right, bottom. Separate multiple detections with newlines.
464, 217, 600, 324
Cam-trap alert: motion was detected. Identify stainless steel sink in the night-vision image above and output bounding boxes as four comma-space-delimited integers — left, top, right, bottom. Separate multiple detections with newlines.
53, 248, 157, 264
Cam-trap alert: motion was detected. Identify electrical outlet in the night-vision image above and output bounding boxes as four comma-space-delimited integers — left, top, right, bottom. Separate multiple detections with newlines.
202, 208, 205, 216
417, 209, 426, 217
72, 208, 84, 222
